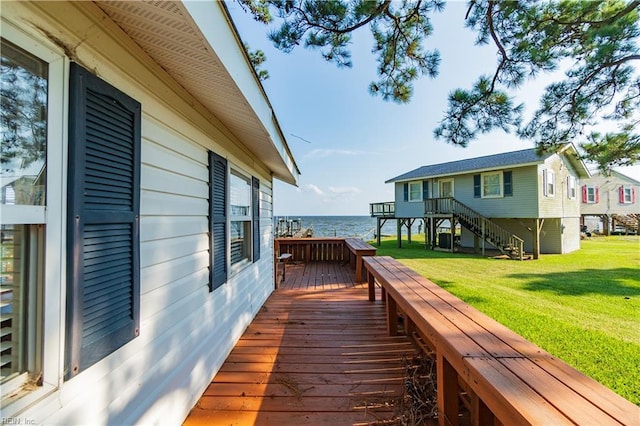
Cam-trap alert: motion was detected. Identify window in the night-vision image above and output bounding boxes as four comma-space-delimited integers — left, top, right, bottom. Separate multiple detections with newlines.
408, 181, 422, 202
439, 179, 454, 197
619, 186, 635, 204
209, 153, 261, 290
1, 26, 65, 404
481, 171, 503, 198
403, 181, 428, 202
543, 169, 555, 197
230, 169, 252, 268
582, 185, 598, 203
567, 176, 577, 199
1, 38, 48, 393
475, 172, 511, 198
65, 63, 141, 379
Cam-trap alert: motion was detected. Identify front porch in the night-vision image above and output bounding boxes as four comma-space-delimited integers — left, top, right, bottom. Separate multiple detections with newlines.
183, 261, 421, 425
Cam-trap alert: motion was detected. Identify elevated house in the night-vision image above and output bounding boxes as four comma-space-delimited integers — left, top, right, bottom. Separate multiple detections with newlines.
1, 1, 300, 424
580, 170, 640, 234
371, 144, 590, 258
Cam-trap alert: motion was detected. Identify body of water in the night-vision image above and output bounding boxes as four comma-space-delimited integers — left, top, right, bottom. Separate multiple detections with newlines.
275, 216, 417, 240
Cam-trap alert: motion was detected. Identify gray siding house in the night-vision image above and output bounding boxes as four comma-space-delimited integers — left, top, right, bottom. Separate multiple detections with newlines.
373, 144, 590, 258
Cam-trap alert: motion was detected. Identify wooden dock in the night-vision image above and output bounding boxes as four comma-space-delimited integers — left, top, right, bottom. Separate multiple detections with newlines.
183, 262, 419, 425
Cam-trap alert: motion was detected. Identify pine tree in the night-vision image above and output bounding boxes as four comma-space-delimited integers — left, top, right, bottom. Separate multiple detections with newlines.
237, 0, 640, 172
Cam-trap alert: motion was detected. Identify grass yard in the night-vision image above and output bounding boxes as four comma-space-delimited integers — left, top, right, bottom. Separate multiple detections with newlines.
373, 235, 640, 405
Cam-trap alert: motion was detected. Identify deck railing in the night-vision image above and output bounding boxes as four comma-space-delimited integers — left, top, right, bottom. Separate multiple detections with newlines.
275, 237, 349, 262
370, 201, 395, 217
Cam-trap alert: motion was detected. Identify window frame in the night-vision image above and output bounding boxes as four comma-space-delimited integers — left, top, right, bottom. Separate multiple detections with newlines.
439, 178, 454, 198
584, 185, 598, 203
229, 167, 253, 272
0, 22, 66, 412
543, 169, 556, 197
567, 176, 577, 199
407, 181, 422, 202
480, 171, 503, 198
621, 186, 633, 204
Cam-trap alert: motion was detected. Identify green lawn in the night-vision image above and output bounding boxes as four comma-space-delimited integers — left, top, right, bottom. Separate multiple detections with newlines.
372, 235, 640, 405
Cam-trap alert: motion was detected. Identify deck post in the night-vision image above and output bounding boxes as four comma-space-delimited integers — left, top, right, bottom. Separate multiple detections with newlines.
376, 217, 382, 246
533, 218, 541, 259
397, 219, 402, 248
437, 352, 459, 426
385, 293, 398, 336
472, 394, 495, 426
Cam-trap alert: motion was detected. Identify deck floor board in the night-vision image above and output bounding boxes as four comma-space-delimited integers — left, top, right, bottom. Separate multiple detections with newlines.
183, 262, 418, 425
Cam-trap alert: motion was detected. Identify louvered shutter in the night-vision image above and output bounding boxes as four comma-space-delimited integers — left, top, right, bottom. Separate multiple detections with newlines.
422, 180, 429, 200
66, 63, 140, 379
619, 186, 624, 203
633, 187, 636, 203
252, 176, 260, 262
403, 183, 408, 201
503, 171, 513, 196
582, 185, 587, 203
209, 152, 227, 290
595, 187, 600, 203
473, 175, 481, 198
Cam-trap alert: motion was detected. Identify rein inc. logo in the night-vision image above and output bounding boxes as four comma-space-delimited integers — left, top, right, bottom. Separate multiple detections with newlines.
1, 419, 36, 425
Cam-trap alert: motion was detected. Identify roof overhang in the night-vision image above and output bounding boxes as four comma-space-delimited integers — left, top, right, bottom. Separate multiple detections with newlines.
558, 143, 591, 179
96, 1, 300, 185
385, 161, 544, 184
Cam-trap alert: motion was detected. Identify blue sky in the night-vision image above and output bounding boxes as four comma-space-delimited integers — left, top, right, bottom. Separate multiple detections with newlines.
227, 2, 640, 216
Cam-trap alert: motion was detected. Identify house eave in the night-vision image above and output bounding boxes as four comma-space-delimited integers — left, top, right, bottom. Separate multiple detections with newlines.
385, 161, 545, 184
96, 0, 300, 185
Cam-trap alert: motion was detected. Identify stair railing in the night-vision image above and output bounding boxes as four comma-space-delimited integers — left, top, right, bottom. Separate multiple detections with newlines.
425, 197, 524, 260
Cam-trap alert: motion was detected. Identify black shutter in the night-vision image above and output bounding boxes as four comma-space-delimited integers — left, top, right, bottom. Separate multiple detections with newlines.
422, 180, 429, 200
504, 171, 513, 196
252, 177, 260, 262
66, 63, 140, 379
473, 175, 481, 198
209, 152, 227, 290
403, 183, 409, 201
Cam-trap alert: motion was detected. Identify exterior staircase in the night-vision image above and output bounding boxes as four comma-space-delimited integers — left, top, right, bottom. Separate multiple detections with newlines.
612, 214, 639, 234
425, 197, 526, 260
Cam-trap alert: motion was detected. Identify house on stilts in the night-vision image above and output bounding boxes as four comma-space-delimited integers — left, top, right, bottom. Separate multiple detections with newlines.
370, 144, 590, 259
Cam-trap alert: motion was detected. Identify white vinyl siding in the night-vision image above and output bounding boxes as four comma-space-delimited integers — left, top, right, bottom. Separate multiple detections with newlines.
2, 3, 278, 425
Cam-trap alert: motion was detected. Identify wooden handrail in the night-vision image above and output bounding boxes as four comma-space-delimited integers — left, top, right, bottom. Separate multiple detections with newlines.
425, 197, 525, 260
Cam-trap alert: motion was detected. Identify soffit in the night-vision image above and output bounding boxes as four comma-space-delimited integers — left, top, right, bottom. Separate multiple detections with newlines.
95, 1, 298, 184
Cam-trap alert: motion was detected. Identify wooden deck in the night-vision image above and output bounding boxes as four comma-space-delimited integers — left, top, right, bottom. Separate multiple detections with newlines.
183, 262, 419, 425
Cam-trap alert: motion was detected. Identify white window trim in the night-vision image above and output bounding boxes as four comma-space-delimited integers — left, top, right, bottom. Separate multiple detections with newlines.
228, 166, 253, 274
408, 181, 422, 202
585, 185, 597, 204
439, 178, 454, 198
567, 176, 577, 199
622, 186, 633, 204
481, 171, 503, 198
544, 169, 556, 197
1, 20, 67, 414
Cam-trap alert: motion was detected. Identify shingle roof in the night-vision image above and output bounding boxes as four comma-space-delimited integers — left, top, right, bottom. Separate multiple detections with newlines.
386, 147, 554, 183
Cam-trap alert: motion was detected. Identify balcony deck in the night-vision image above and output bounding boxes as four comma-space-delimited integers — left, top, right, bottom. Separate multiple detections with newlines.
183, 261, 418, 425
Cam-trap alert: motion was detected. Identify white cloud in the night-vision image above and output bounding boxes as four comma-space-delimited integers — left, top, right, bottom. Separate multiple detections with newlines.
306, 183, 325, 195
305, 149, 368, 158
328, 186, 361, 195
